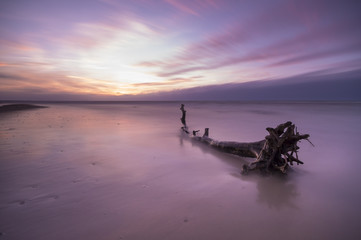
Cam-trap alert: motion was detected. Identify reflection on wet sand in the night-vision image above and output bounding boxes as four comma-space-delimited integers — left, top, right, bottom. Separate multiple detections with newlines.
180, 131, 299, 210
253, 175, 298, 210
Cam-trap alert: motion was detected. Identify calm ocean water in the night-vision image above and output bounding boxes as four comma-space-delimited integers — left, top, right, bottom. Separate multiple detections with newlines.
1, 102, 361, 240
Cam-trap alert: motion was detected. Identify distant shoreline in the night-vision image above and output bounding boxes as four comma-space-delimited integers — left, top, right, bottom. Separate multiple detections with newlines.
0, 100, 360, 106
0, 104, 48, 113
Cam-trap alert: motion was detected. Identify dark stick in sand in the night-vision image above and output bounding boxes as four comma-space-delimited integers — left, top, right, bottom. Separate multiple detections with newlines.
180, 104, 312, 174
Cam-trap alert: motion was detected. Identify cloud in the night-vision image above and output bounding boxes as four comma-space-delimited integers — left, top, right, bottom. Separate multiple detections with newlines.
0, 61, 50, 68
134, 61, 165, 68
131, 77, 195, 87
268, 42, 361, 67
136, 68, 361, 101
164, 0, 199, 16
0, 72, 29, 81
157, 66, 208, 77
0, 68, 122, 97
0, 89, 114, 101
134, 23, 253, 77
0, 39, 42, 54
58, 15, 159, 50
164, 0, 219, 16
132, 0, 361, 81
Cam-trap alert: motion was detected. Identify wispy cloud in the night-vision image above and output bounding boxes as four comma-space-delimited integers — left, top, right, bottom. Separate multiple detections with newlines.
0, 72, 29, 82
0, 68, 122, 96
165, 0, 199, 16
164, 0, 219, 16
268, 42, 361, 67
135, 61, 166, 68
131, 77, 195, 87
135, 0, 361, 80
136, 68, 361, 101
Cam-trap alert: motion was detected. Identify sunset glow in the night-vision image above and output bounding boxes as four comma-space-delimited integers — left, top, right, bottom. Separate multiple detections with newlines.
1, 0, 360, 100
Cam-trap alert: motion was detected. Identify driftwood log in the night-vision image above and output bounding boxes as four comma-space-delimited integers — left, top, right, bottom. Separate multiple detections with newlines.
180, 104, 311, 174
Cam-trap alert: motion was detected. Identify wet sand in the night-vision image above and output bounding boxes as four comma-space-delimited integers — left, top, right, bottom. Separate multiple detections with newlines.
0, 102, 361, 240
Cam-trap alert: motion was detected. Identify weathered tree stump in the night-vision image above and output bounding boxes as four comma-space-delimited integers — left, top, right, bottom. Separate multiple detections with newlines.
180, 104, 311, 174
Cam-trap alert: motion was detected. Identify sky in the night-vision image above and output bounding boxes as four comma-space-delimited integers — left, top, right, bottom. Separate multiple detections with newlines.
0, 0, 360, 101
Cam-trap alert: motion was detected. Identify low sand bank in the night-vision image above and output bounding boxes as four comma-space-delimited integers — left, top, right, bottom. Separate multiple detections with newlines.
0, 104, 47, 113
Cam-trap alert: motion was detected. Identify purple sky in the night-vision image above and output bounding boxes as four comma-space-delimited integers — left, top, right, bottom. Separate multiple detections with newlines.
0, 0, 360, 100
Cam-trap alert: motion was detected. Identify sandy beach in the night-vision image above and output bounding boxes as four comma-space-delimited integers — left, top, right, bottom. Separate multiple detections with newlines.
1, 102, 361, 240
